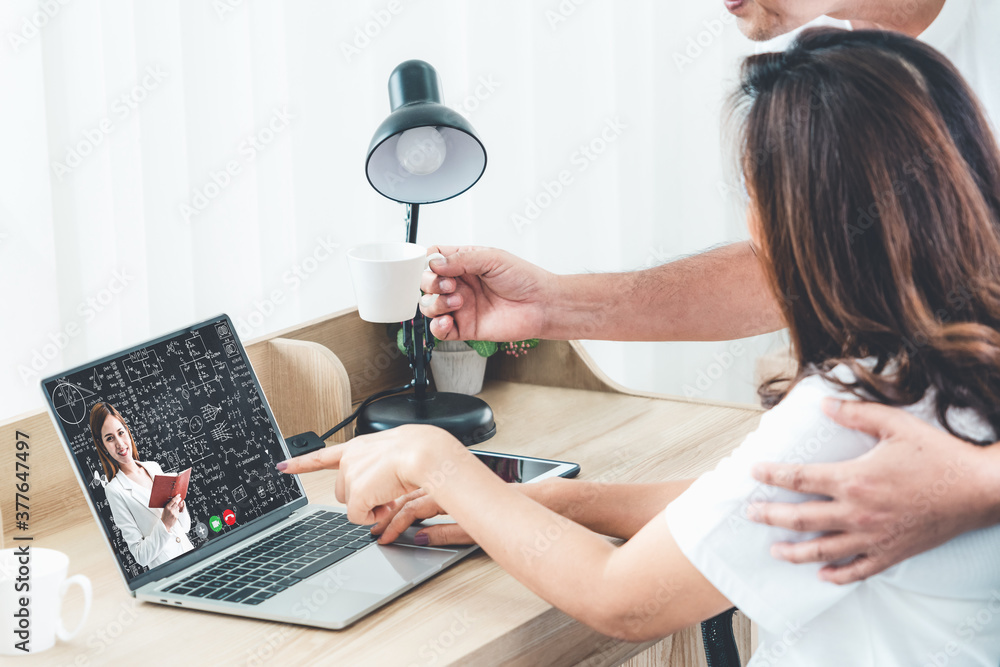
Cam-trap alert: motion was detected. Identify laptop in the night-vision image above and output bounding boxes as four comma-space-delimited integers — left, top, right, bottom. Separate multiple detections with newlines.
40, 314, 569, 629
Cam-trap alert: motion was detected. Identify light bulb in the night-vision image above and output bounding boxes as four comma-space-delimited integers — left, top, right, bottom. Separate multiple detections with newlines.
395, 127, 447, 176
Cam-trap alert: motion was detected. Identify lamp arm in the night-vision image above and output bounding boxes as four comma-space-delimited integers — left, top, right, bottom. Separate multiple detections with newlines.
406, 202, 420, 244
403, 202, 431, 398
401, 313, 433, 401
413, 312, 430, 399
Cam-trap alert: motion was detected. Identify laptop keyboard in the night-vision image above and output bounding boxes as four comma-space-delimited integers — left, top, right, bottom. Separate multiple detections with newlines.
161, 510, 377, 606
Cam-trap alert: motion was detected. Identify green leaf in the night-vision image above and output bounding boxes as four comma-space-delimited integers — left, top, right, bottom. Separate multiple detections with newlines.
396, 327, 407, 354
467, 340, 498, 357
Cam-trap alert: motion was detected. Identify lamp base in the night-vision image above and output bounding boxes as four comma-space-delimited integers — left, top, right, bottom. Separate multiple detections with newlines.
355, 391, 496, 446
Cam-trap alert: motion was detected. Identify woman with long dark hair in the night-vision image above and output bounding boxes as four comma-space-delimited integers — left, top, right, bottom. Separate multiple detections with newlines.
278, 29, 1000, 664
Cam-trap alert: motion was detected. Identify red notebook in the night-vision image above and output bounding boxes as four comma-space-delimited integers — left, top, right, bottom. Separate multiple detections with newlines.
147, 467, 192, 508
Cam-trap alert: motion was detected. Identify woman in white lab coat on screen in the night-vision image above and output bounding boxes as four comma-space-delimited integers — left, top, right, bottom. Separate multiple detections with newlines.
91, 402, 194, 569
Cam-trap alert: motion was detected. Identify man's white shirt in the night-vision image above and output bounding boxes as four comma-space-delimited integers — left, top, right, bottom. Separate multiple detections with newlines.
759, 0, 999, 131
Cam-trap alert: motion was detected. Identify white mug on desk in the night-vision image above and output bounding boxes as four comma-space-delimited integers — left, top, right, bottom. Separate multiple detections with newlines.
0, 547, 92, 656
348, 242, 445, 323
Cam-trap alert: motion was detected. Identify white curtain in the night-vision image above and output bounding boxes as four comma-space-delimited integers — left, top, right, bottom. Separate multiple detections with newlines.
0, 0, 784, 421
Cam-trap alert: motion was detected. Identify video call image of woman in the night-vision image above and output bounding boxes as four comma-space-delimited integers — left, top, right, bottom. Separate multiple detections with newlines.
90, 402, 195, 569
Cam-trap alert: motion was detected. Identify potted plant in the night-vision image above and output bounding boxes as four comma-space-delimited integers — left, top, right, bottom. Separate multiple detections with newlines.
395, 325, 538, 395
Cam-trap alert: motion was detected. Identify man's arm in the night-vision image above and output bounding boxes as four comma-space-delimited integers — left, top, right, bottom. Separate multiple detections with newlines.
748, 398, 1000, 583
545, 241, 783, 341
420, 242, 783, 343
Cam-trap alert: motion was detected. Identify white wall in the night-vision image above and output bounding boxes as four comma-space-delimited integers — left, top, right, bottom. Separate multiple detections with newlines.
0, 0, 784, 422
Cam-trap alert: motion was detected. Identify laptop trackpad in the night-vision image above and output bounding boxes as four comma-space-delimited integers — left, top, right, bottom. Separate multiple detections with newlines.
298, 544, 462, 597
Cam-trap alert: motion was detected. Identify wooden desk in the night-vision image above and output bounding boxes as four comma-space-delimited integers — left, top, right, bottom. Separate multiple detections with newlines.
1, 309, 762, 666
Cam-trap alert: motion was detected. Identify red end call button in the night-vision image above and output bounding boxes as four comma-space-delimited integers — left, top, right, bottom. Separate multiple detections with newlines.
222, 509, 236, 525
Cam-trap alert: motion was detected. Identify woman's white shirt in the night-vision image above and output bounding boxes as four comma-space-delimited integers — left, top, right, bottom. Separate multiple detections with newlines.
104, 460, 194, 569
665, 365, 1000, 666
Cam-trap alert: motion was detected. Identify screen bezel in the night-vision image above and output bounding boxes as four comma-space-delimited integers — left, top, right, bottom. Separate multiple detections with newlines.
40, 314, 308, 592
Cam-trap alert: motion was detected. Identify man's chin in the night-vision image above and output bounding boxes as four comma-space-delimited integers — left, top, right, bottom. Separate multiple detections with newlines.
735, 16, 790, 42
727, 1, 814, 42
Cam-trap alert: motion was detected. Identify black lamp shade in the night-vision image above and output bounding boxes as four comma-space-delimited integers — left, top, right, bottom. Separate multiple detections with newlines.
365, 60, 487, 204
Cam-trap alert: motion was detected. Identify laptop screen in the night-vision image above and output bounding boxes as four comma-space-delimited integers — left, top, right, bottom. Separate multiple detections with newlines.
42, 315, 303, 584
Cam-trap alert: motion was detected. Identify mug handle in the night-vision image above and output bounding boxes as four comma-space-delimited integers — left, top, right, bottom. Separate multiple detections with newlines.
424, 252, 446, 272
56, 574, 93, 642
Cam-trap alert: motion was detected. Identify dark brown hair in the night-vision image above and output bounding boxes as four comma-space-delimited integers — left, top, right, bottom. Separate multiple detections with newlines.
737, 28, 1000, 443
90, 402, 141, 480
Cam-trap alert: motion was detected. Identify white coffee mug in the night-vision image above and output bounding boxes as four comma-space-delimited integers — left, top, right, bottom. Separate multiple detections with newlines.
348, 242, 446, 323
0, 547, 92, 656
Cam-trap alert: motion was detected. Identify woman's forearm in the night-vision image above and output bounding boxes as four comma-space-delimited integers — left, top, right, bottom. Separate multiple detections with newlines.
526, 478, 695, 539
415, 452, 720, 640
420, 455, 628, 634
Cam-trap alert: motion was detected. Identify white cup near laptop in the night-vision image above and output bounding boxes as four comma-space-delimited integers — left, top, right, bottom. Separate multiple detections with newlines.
347, 242, 446, 323
0, 548, 92, 656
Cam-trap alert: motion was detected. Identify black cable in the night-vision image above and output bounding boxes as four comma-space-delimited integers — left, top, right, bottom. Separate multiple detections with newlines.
319, 383, 414, 441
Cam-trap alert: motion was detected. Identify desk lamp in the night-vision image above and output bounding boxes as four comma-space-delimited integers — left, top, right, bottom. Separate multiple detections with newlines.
355, 59, 495, 446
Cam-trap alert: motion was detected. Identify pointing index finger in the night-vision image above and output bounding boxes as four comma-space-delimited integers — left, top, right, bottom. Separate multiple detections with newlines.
277, 444, 345, 475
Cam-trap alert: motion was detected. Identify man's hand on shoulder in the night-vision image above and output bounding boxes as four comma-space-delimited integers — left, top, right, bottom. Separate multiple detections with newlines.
747, 399, 1000, 584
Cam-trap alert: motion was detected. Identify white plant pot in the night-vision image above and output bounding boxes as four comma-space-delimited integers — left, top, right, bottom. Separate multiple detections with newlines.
430, 340, 488, 395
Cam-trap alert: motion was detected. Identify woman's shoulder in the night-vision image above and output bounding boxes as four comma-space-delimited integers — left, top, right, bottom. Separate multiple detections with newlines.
787, 361, 995, 442
733, 366, 876, 466
773, 363, 901, 428
767, 364, 860, 416
105, 472, 127, 496
781, 360, 933, 410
